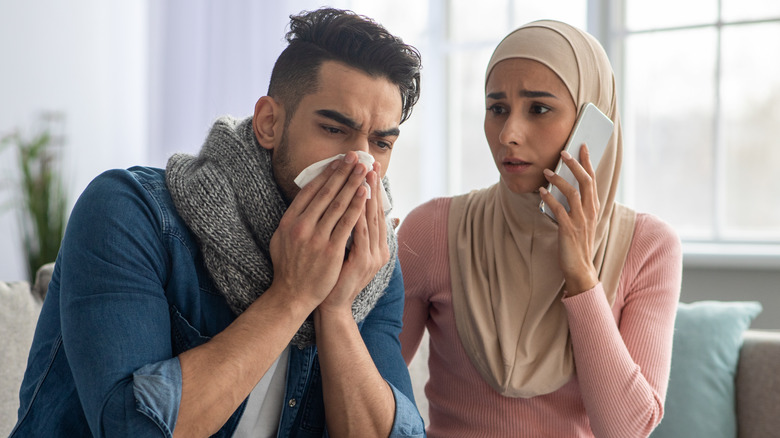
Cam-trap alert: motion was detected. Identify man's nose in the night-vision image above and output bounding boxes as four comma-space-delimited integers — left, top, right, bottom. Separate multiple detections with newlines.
348, 135, 371, 154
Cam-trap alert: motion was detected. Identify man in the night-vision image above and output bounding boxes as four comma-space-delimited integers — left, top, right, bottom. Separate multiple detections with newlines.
12, 8, 423, 437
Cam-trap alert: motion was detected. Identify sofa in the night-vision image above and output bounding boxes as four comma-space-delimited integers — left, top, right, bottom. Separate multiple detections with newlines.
406, 302, 780, 438
2, 264, 780, 437
736, 330, 780, 437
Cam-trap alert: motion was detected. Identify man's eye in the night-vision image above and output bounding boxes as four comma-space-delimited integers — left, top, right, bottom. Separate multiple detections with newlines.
323, 126, 344, 134
374, 140, 393, 150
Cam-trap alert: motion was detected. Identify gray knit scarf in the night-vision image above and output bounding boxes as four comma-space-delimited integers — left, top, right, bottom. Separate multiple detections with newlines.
165, 116, 398, 348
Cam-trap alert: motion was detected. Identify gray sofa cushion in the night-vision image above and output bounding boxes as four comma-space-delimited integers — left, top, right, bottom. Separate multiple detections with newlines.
737, 330, 780, 438
31, 262, 55, 302
0, 279, 42, 436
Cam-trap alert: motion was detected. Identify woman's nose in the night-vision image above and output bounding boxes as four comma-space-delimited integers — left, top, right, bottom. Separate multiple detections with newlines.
498, 114, 524, 146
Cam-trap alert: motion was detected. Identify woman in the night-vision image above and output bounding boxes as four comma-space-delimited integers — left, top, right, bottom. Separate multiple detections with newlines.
398, 20, 682, 438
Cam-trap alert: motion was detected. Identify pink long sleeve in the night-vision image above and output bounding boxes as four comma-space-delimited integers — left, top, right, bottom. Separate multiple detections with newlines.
398, 198, 682, 438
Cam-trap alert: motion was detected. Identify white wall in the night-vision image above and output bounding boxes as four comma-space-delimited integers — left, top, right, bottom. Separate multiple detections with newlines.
0, 0, 325, 281
0, 0, 149, 281
680, 266, 779, 330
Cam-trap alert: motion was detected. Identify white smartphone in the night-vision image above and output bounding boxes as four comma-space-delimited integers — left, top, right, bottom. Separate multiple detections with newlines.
539, 102, 614, 222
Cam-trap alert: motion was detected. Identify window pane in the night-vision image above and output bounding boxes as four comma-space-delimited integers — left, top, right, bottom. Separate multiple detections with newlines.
722, 0, 780, 22
512, 0, 587, 30
721, 23, 780, 240
450, 0, 511, 43
623, 28, 717, 239
450, 49, 500, 194
350, 0, 429, 38
349, 0, 429, 221
625, 0, 717, 30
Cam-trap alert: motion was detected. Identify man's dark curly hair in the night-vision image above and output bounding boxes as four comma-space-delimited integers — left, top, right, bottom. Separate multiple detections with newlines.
268, 8, 422, 125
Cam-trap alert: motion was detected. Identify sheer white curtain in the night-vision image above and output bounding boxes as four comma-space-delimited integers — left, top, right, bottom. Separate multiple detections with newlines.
0, 1, 150, 280
146, 0, 348, 164
0, 0, 349, 280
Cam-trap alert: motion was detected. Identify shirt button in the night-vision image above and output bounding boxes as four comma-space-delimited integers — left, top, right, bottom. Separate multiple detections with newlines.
288, 398, 297, 408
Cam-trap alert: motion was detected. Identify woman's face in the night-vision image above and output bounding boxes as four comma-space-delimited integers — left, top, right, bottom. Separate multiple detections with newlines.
484, 58, 578, 194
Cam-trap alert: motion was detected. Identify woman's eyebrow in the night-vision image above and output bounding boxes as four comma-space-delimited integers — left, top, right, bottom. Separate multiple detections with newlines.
486, 90, 558, 99
520, 90, 558, 99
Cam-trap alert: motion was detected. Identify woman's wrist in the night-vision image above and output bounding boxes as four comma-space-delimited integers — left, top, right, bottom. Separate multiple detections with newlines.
564, 270, 599, 296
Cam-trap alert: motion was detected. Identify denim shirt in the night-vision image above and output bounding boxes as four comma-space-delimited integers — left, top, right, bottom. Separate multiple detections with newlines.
11, 166, 424, 438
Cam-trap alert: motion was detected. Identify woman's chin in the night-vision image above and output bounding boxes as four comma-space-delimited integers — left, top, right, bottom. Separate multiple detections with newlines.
500, 177, 543, 195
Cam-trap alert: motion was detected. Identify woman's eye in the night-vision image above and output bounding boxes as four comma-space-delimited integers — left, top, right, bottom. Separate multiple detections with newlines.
487, 105, 507, 115
530, 105, 550, 115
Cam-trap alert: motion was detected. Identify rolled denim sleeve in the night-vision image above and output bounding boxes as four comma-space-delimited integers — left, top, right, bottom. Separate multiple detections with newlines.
132, 359, 183, 436
361, 257, 426, 437
59, 170, 182, 437
387, 380, 426, 437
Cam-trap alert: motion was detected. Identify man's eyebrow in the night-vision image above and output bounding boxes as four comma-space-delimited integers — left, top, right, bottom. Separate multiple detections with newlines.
316, 109, 361, 131
316, 109, 400, 137
374, 126, 400, 138
486, 90, 558, 100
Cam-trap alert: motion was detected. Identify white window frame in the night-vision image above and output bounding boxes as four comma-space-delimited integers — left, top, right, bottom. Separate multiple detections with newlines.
590, 0, 780, 268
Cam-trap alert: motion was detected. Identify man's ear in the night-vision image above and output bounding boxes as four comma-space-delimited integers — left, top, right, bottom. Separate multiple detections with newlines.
253, 96, 285, 150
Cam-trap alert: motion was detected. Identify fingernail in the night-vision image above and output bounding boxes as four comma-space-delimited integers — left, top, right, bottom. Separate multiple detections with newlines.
561, 151, 572, 160
345, 152, 357, 164
539, 186, 548, 194
543, 169, 554, 177
354, 163, 366, 174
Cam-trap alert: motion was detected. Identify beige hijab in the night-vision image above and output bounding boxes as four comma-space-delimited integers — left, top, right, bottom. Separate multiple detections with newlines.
448, 20, 637, 398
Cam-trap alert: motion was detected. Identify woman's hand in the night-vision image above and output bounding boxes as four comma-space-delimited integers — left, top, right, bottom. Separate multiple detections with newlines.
539, 145, 600, 295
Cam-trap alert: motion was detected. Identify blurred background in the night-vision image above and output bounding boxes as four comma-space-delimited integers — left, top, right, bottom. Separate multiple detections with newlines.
1, 0, 778, 329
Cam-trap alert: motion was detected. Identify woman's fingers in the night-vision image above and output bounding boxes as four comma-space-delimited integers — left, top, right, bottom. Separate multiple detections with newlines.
541, 146, 601, 294
574, 145, 600, 215
542, 145, 599, 222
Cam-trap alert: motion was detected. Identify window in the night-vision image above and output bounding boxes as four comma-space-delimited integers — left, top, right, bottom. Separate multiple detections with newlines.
350, 0, 780, 266
614, 0, 780, 264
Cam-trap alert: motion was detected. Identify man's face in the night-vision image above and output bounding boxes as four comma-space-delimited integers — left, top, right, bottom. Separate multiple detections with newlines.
271, 60, 403, 202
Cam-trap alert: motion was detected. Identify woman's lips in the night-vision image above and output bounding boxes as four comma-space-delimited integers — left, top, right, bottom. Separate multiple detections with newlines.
502, 159, 531, 174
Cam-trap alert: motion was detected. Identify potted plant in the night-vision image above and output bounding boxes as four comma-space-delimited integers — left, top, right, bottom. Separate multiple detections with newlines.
1, 112, 67, 283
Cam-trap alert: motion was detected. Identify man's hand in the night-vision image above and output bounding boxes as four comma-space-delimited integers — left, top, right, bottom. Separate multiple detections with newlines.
268, 151, 372, 310
318, 161, 390, 317
313, 161, 396, 437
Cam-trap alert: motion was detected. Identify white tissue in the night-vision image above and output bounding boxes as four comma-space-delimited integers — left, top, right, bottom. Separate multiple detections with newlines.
293, 151, 391, 212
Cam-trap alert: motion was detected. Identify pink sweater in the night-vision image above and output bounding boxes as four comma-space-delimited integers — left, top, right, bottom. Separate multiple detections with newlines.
399, 197, 682, 438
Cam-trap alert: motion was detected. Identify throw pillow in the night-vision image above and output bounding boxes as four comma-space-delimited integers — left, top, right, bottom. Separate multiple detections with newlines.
650, 300, 763, 438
